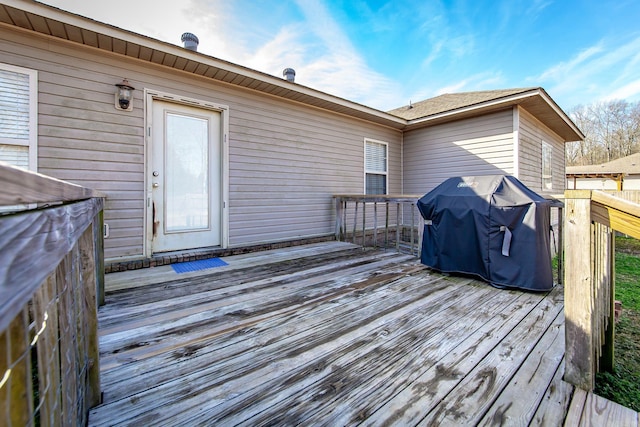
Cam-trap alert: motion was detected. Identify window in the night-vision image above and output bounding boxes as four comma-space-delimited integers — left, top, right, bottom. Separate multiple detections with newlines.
364, 139, 387, 194
542, 141, 552, 190
0, 63, 38, 171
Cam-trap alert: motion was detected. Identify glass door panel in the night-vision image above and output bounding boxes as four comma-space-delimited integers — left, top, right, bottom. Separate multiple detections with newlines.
165, 113, 210, 232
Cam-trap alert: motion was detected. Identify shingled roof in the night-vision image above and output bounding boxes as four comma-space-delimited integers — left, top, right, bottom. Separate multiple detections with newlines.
388, 88, 536, 120
566, 152, 640, 176
388, 87, 584, 142
0, 1, 583, 141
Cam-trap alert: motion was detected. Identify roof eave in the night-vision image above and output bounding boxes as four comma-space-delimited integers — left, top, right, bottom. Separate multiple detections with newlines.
404, 88, 585, 142
537, 87, 586, 141
2, 0, 406, 129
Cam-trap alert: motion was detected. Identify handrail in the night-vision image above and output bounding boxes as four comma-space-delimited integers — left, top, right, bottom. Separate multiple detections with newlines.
0, 161, 102, 206
603, 190, 640, 205
564, 190, 640, 391
0, 161, 104, 425
334, 194, 423, 256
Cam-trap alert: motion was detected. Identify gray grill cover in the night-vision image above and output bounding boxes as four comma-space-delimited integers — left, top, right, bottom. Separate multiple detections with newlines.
417, 175, 554, 291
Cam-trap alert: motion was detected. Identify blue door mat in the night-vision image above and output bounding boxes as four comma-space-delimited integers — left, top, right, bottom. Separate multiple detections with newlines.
171, 258, 228, 274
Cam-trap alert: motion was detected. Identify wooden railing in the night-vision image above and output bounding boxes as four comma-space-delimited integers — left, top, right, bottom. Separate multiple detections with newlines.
334, 195, 423, 256
0, 162, 104, 426
604, 190, 640, 204
564, 190, 640, 391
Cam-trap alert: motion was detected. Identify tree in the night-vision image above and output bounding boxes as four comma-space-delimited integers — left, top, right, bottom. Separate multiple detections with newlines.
567, 100, 640, 166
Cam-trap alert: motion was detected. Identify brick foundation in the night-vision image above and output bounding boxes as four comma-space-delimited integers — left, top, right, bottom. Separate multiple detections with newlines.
105, 235, 336, 273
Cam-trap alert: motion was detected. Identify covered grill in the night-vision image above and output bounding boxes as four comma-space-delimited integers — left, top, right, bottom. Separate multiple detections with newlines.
417, 175, 556, 291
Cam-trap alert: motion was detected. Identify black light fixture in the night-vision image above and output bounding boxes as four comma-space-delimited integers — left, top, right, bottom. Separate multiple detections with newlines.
115, 78, 135, 111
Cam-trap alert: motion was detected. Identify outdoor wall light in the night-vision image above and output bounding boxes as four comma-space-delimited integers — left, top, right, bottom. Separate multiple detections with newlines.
115, 78, 135, 111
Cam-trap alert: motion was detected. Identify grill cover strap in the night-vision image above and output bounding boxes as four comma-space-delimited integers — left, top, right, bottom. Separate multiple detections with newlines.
501, 226, 512, 256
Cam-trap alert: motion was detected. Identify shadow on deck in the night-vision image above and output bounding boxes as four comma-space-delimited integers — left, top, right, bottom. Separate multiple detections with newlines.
88, 242, 636, 426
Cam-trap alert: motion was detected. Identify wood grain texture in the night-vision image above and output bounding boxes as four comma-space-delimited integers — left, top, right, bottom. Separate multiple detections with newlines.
580, 392, 639, 427
0, 161, 103, 205
478, 310, 566, 426
33, 276, 63, 427
5, 308, 32, 426
86, 242, 637, 426
564, 388, 588, 427
79, 225, 101, 408
530, 359, 574, 426
564, 195, 596, 390
0, 197, 103, 332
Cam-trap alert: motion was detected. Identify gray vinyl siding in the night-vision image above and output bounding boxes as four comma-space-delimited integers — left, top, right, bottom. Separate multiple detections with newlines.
227, 105, 401, 246
517, 107, 565, 195
0, 28, 401, 260
403, 109, 515, 194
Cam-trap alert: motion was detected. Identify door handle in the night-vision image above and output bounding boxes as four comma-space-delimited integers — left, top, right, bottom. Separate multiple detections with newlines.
153, 182, 159, 188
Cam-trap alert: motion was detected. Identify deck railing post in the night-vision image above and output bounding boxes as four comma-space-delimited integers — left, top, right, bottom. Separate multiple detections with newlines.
95, 209, 105, 307
335, 197, 344, 241
80, 221, 102, 408
0, 163, 105, 423
352, 201, 358, 245
362, 201, 366, 248
557, 205, 564, 285
600, 229, 616, 372
410, 203, 416, 255
396, 203, 400, 252
385, 202, 389, 249
373, 202, 378, 248
343, 200, 347, 241
333, 195, 423, 255
564, 190, 596, 390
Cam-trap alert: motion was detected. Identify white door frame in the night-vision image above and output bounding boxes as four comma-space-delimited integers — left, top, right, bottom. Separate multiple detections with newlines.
144, 89, 229, 257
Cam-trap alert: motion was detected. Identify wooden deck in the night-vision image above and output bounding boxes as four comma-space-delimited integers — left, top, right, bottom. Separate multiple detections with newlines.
88, 242, 638, 426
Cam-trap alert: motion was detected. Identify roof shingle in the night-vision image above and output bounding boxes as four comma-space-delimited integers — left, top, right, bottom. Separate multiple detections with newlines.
387, 88, 538, 120
566, 153, 640, 175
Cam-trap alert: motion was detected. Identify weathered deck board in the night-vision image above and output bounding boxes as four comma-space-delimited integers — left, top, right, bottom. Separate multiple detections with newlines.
530, 359, 574, 426
580, 392, 639, 426
419, 295, 564, 425
99, 259, 429, 402
478, 310, 565, 426
99, 252, 420, 371
88, 242, 639, 426
361, 287, 557, 425
103, 241, 358, 292
183, 279, 510, 425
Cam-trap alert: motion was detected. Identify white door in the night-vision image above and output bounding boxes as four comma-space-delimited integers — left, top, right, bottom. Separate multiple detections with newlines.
151, 100, 222, 253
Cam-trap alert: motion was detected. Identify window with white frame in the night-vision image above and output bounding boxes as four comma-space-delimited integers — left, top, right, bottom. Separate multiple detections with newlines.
542, 141, 552, 190
0, 63, 38, 171
364, 139, 388, 194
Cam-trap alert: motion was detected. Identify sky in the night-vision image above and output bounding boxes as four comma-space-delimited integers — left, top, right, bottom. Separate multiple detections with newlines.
39, 0, 640, 113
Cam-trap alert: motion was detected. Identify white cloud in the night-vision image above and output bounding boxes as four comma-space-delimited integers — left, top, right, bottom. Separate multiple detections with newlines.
531, 36, 640, 108
156, 0, 407, 109
605, 79, 640, 101
431, 72, 504, 96
436, 80, 471, 95
534, 43, 605, 82
281, 0, 401, 109
525, 0, 553, 17
42, 0, 406, 110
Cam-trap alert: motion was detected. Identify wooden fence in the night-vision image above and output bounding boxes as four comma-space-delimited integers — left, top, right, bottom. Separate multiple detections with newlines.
0, 162, 104, 426
334, 195, 423, 256
564, 190, 640, 391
